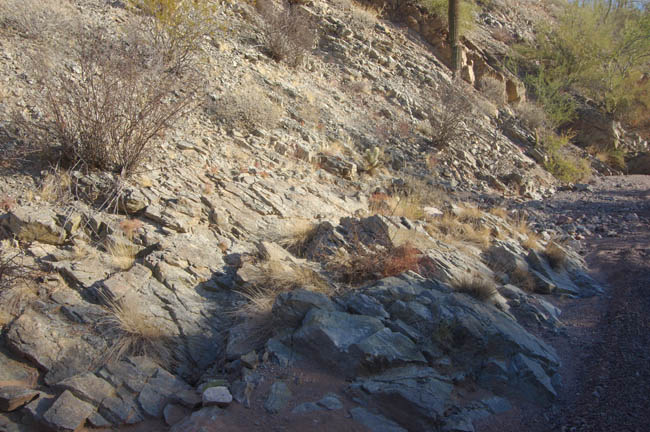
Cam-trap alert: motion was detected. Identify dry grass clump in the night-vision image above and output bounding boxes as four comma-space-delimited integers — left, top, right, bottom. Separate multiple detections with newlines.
231, 262, 332, 348
327, 243, 421, 286
457, 205, 483, 223
256, 0, 316, 67
488, 207, 509, 220
369, 192, 426, 221
451, 274, 498, 301
250, 261, 332, 295
277, 221, 319, 258
509, 264, 536, 292
105, 240, 138, 271
97, 292, 175, 367
347, 79, 372, 94
349, 1, 383, 28
521, 233, 541, 251
426, 213, 492, 250
39, 168, 72, 203
513, 216, 541, 250
544, 242, 567, 269
479, 76, 506, 107
16, 27, 197, 178
207, 81, 283, 131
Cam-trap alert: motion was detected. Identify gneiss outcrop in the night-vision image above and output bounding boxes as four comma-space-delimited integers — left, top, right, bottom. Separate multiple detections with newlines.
0, 0, 636, 431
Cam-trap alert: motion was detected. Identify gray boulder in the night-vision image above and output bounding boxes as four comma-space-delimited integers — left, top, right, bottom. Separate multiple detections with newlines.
293, 309, 425, 375
272, 289, 337, 328
349, 365, 453, 431
42, 390, 96, 432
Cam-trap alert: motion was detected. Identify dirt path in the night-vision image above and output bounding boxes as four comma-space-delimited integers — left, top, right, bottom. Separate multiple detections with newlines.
481, 175, 650, 432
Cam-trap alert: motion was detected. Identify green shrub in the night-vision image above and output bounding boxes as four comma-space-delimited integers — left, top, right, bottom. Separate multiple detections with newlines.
514, 1, 650, 126
540, 132, 591, 183
420, 0, 478, 33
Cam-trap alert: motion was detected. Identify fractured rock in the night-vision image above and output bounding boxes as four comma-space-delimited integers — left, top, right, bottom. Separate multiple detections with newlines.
0, 387, 39, 412
202, 386, 232, 407
264, 381, 291, 414
42, 390, 96, 432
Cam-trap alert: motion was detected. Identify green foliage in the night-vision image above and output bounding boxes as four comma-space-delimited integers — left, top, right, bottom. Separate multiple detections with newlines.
128, 0, 220, 73
540, 132, 591, 183
515, 1, 650, 126
420, 0, 478, 34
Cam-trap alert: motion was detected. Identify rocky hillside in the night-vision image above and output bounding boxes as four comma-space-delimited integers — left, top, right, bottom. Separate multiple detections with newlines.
0, 0, 643, 431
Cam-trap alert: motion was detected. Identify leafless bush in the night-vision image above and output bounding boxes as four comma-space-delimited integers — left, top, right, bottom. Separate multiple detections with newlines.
207, 82, 283, 131
479, 76, 506, 107
256, 0, 316, 67
127, 0, 221, 74
425, 89, 472, 149
515, 100, 549, 131
0, 0, 73, 39
15, 27, 198, 178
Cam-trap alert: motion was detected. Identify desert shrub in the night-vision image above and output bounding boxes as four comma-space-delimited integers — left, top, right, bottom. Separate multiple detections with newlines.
0, 0, 74, 39
451, 274, 497, 301
425, 90, 472, 149
514, 100, 550, 131
207, 81, 283, 131
16, 29, 196, 177
419, 0, 478, 33
541, 133, 591, 183
594, 145, 627, 171
522, 69, 577, 129
328, 243, 421, 286
256, 0, 316, 67
128, 0, 220, 73
479, 76, 506, 107
514, 1, 650, 125
546, 154, 591, 183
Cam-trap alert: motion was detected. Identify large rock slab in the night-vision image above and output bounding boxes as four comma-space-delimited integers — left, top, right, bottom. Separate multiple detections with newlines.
272, 289, 337, 328
169, 406, 223, 432
6, 308, 107, 385
1, 207, 66, 245
0, 387, 39, 412
42, 390, 96, 431
55, 373, 114, 406
350, 365, 453, 431
293, 309, 425, 375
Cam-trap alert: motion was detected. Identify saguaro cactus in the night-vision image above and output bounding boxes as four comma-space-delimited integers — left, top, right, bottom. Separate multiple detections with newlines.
448, 0, 461, 75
